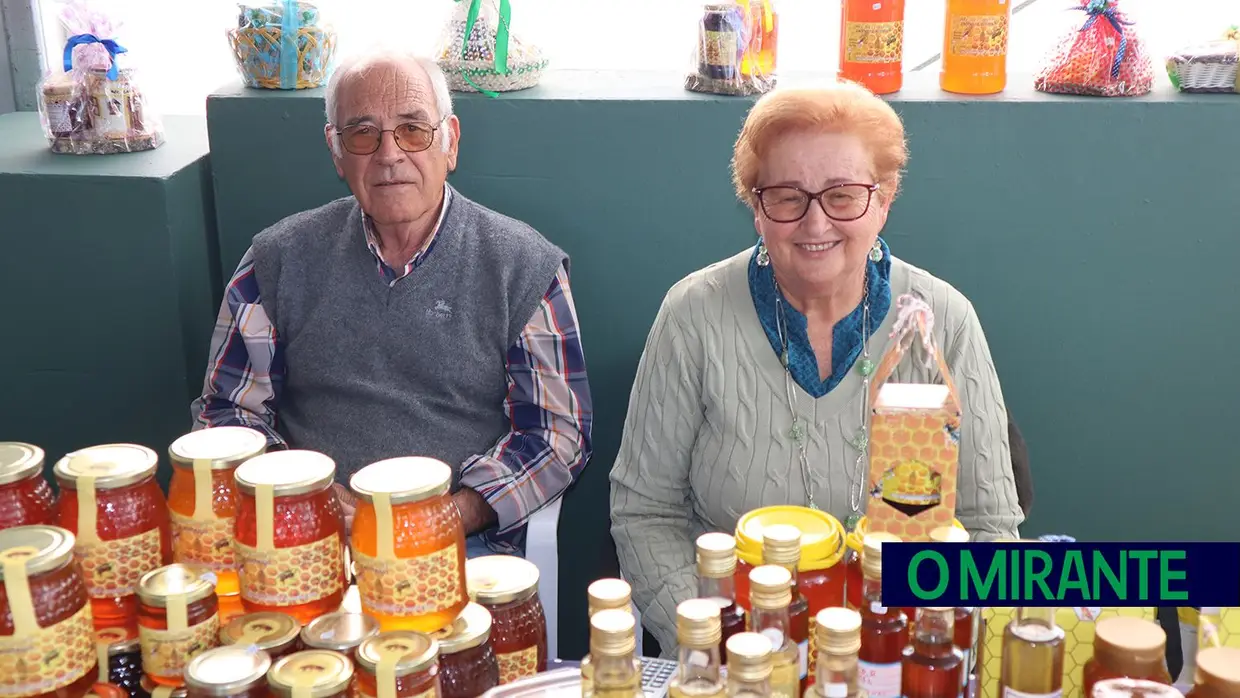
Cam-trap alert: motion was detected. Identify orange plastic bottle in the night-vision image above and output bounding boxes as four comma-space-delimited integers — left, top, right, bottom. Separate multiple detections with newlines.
940, 0, 1011, 94
839, 0, 905, 94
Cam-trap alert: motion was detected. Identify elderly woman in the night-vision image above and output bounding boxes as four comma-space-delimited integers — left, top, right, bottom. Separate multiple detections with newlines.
609, 82, 1024, 653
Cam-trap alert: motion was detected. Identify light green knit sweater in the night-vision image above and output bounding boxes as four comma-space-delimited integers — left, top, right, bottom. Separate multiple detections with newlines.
609, 249, 1023, 655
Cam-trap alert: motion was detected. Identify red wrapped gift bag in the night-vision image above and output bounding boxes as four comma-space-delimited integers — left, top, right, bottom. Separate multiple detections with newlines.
1034, 0, 1153, 97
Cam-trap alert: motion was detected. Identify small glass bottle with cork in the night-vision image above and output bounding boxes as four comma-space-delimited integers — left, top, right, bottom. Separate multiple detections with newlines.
582, 609, 644, 698
727, 632, 777, 698
806, 607, 862, 698
696, 532, 746, 663
669, 599, 726, 698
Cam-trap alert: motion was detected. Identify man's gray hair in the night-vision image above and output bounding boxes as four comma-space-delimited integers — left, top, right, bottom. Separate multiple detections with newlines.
324, 49, 455, 154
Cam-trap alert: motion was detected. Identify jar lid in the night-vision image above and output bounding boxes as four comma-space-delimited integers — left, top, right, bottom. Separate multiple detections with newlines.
725, 632, 773, 683
433, 602, 492, 654
735, 506, 843, 572
466, 555, 541, 606
53, 444, 158, 490
589, 608, 636, 657
586, 578, 632, 615
815, 608, 861, 655
357, 631, 439, 678
696, 532, 737, 578
137, 564, 217, 607
1091, 679, 1184, 698
169, 427, 268, 471
234, 450, 336, 496
845, 517, 965, 552
929, 526, 970, 543
861, 532, 901, 580
760, 524, 802, 567
140, 677, 188, 697
300, 612, 380, 652
0, 525, 76, 579
349, 457, 452, 505
675, 598, 721, 649
0, 443, 45, 486
1197, 647, 1240, 688
748, 565, 792, 610
185, 645, 272, 695
268, 650, 354, 697
96, 626, 141, 655
220, 612, 302, 653
1093, 616, 1167, 662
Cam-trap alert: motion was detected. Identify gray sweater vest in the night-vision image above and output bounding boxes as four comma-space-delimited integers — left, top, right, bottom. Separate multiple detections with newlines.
250, 186, 568, 484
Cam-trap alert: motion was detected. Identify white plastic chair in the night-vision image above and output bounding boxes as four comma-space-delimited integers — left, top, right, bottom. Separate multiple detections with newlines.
525, 495, 563, 661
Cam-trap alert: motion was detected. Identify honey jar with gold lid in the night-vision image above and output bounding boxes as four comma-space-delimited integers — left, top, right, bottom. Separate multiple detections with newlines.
349, 457, 468, 633
301, 611, 380, 660
167, 426, 267, 599
0, 524, 98, 698
1082, 617, 1173, 696
435, 602, 499, 698
219, 610, 302, 659
233, 450, 347, 624
355, 631, 441, 698
137, 564, 221, 686
1188, 647, 1240, 698
268, 650, 355, 698
184, 644, 271, 698
466, 554, 548, 682
0, 442, 58, 530
53, 444, 172, 628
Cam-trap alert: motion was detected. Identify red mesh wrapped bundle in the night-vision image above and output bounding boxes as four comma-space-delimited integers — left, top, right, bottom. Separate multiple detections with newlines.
1033, 0, 1153, 97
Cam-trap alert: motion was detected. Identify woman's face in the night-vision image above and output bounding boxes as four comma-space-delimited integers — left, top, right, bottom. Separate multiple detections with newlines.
753, 130, 890, 295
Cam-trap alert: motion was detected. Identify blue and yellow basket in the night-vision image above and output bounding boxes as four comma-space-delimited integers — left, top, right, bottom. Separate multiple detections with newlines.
227, 1, 337, 90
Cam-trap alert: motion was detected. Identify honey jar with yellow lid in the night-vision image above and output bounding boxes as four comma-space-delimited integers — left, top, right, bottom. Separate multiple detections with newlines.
355, 631, 441, 698
466, 554, 548, 682
268, 650, 355, 698
219, 610, 302, 660
137, 564, 221, 686
435, 602, 499, 698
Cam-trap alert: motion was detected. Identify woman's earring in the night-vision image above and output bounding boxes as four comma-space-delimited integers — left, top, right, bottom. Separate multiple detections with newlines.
756, 241, 770, 267
869, 239, 884, 263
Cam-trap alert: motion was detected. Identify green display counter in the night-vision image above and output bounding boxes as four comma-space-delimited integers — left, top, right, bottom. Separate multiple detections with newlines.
203, 71, 1240, 659
0, 112, 220, 486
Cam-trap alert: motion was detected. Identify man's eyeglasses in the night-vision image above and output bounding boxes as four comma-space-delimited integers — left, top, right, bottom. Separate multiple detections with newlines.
752, 183, 881, 223
335, 118, 447, 156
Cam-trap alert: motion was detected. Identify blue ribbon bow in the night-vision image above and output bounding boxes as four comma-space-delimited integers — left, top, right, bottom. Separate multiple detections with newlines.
1072, 0, 1133, 80
63, 33, 127, 80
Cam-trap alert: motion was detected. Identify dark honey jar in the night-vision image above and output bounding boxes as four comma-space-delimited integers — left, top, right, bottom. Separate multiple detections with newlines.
465, 555, 547, 683
95, 625, 143, 695
184, 645, 271, 697
219, 610, 302, 660
434, 603, 500, 698
0, 443, 59, 531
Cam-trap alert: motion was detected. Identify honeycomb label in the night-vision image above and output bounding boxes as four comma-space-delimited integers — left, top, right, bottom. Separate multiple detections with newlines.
169, 510, 236, 572
76, 527, 163, 598
0, 604, 96, 697
496, 645, 539, 684
235, 533, 345, 606
866, 405, 960, 542
353, 543, 464, 616
138, 612, 220, 679
949, 14, 1009, 58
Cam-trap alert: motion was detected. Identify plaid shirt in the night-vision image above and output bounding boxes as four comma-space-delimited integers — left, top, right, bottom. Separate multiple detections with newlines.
190, 188, 593, 553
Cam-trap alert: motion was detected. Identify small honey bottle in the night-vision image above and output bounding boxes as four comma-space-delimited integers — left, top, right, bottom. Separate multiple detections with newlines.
805, 608, 862, 698
999, 607, 1065, 698
582, 609, 644, 698
582, 579, 636, 695
858, 533, 906, 698
670, 599, 726, 698
727, 632, 776, 698
929, 526, 977, 697
762, 525, 810, 687
697, 532, 747, 664
1187, 647, 1240, 698
901, 608, 963, 698
749, 565, 802, 698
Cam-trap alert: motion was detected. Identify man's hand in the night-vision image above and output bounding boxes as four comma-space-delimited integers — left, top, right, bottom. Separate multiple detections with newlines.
453, 487, 498, 537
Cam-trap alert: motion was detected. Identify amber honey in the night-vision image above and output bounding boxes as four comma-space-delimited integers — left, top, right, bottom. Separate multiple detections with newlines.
0, 525, 99, 698
167, 426, 267, 599
53, 444, 172, 629
140, 677, 188, 696
1082, 617, 1173, 696
300, 611, 379, 673
268, 650, 354, 698
435, 602, 500, 698
901, 608, 963, 698
233, 450, 346, 624
466, 555, 548, 683
184, 645, 271, 697
349, 457, 468, 633
355, 631, 442, 698
696, 533, 746, 666
219, 610, 302, 660
137, 564, 220, 686
0, 443, 59, 531
858, 534, 906, 698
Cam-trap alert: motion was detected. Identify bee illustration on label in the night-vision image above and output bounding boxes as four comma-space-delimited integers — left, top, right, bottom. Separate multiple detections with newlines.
278, 570, 296, 584
41, 648, 64, 669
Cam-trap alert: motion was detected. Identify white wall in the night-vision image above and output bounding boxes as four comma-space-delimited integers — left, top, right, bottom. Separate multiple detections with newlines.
0, 2, 16, 113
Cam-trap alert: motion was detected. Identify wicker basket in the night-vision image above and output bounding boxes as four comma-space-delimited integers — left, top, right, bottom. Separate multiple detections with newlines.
436, 12, 547, 93
228, 2, 337, 90
1167, 36, 1239, 94
439, 58, 548, 93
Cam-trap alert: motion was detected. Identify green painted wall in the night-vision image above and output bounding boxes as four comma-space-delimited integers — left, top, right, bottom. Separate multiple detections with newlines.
205, 72, 1240, 658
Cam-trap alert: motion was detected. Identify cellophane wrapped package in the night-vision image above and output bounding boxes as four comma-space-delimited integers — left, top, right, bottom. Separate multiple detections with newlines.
1033, 0, 1153, 97
227, 1, 337, 90
685, 0, 778, 96
435, 0, 548, 94
36, 0, 164, 155
1166, 26, 1240, 94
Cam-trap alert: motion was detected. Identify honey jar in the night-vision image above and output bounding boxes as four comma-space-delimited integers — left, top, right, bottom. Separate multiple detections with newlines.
1093, 679, 1185, 698
233, 450, 347, 623
465, 555, 548, 683
219, 610, 302, 660
53, 444, 173, 628
167, 426, 267, 599
300, 611, 380, 665
137, 564, 221, 687
349, 457, 468, 633
735, 506, 847, 615
268, 650, 355, 698
355, 631, 442, 698
1188, 647, 1240, 698
1082, 616, 1173, 696
95, 625, 143, 694
140, 676, 188, 696
184, 645, 272, 697
0, 525, 99, 698
434, 603, 500, 698
0, 442, 59, 531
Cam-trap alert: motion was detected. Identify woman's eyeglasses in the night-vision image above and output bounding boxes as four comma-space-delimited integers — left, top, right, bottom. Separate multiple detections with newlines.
335, 118, 447, 155
752, 183, 880, 223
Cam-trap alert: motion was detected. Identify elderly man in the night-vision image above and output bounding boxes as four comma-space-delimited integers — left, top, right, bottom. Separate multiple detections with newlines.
191, 50, 593, 557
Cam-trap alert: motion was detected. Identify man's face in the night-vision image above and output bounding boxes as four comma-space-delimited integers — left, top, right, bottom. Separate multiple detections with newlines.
326, 58, 460, 228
